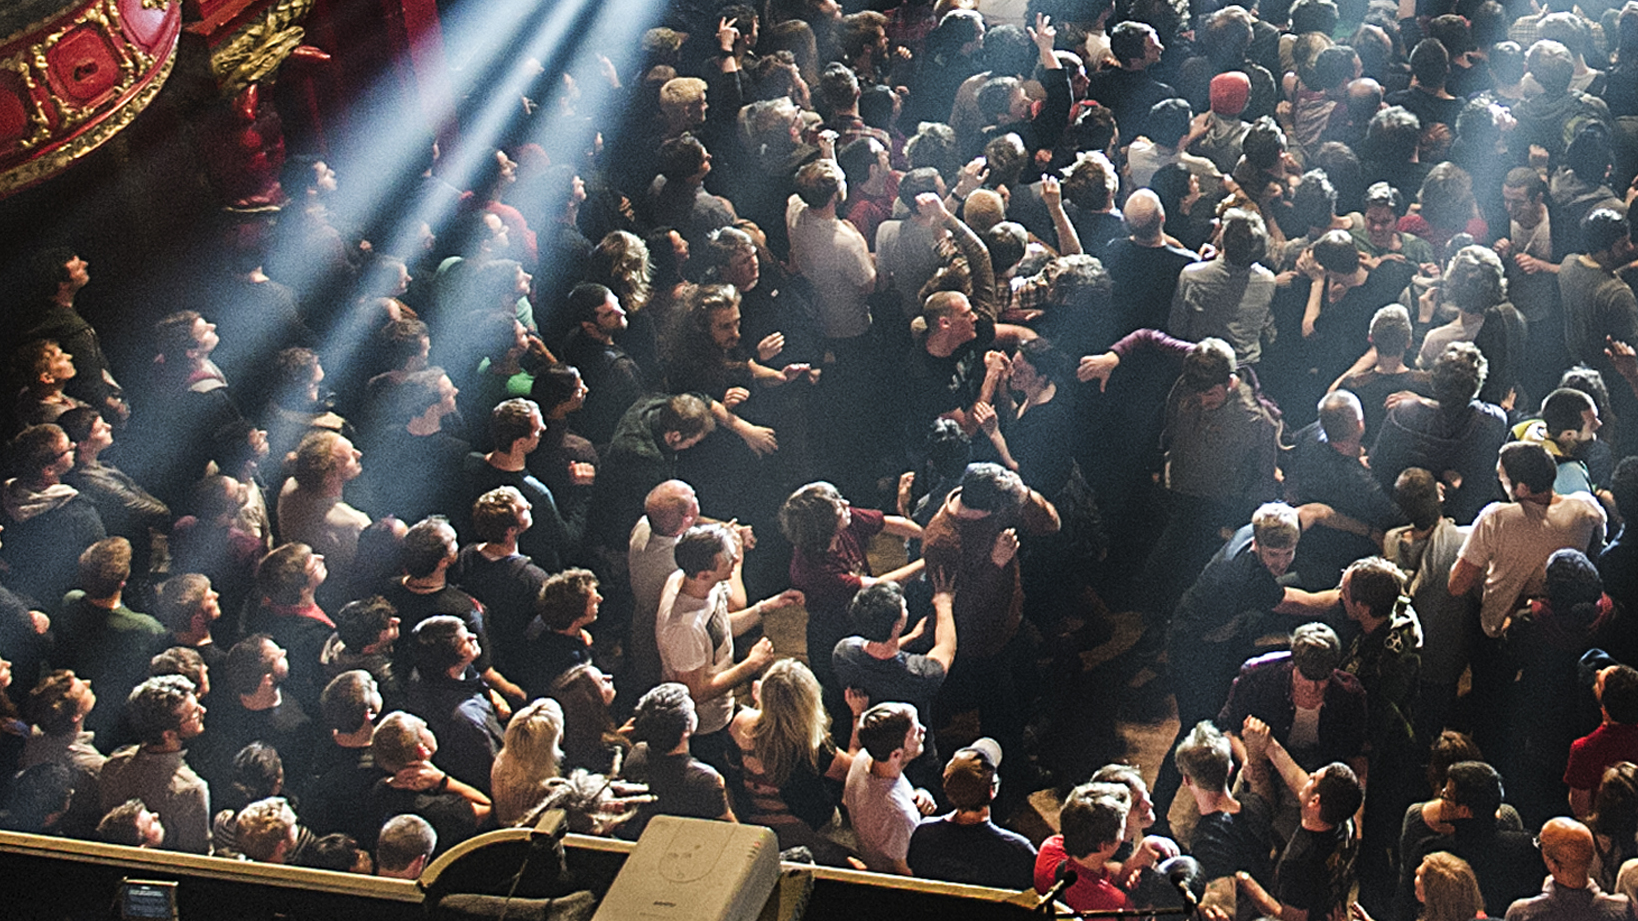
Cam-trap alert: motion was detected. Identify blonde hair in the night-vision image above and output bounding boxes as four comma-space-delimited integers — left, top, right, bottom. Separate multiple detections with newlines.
236, 797, 297, 862
659, 77, 707, 115
491, 699, 566, 825
1417, 852, 1484, 921
750, 659, 830, 786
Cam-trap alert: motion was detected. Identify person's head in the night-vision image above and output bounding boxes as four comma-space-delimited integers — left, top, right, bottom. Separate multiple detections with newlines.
1409, 38, 1450, 89
1092, 763, 1156, 836
1541, 388, 1600, 449
1585, 209, 1633, 261
1417, 163, 1476, 232
1498, 441, 1557, 498
1564, 121, 1613, 186
1363, 181, 1406, 247
222, 634, 287, 698
1061, 151, 1118, 211
413, 615, 479, 676
1538, 817, 1596, 880
125, 675, 204, 747
1220, 208, 1270, 268
1249, 502, 1301, 574
1313, 45, 1357, 92
1612, 457, 1638, 531
1526, 39, 1574, 95
149, 647, 208, 698
631, 683, 695, 752
97, 799, 164, 848
643, 480, 699, 537
290, 430, 362, 490
1177, 720, 1233, 792
778, 482, 849, 556
663, 521, 732, 584
1342, 556, 1405, 624
16, 338, 75, 391
10, 423, 73, 483
152, 310, 218, 371
1591, 763, 1638, 843
1597, 665, 1638, 724
857, 702, 922, 763
943, 738, 1002, 811
1443, 760, 1504, 820
1290, 170, 1339, 235
534, 568, 600, 633
400, 517, 457, 579
1318, 390, 1365, 445
1181, 338, 1238, 407
658, 76, 707, 129
1366, 106, 1420, 164
1305, 762, 1364, 826
1430, 342, 1487, 409
29, 246, 87, 300
376, 814, 436, 879
656, 393, 715, 451
1312, 229, 1362, 276
499, 697, 565, 777
1426, 730, 1483, 796
471, 486, 530, 544
905, 122, 960, 186
564, 290, 625, 352
257, 543, 322, 605
1109, 20, 1162, 69
1393, 466, 1444, 531
657, 134, 710, 184
489, 398, 544, 456
371, 711, 434, 773
330, 589, 398, 655
24, 670, 94, 736
320, 669, 381, 734
1367, 304, 1413, 361
1147, 98, 1193, 148
1498, 165, 1543, 222
794, 158, 845, 209
227, 743, 286, 809
298, 833, 371, 874
77, 537, 132, 599
530, 363, 586, 418
153, 573, 218, 638
847, 582, 908, 642
958, 462, 1027, 514
1059, 782, 1131, 861
1124, 190, 1166, 244
1291, 622, 1343, 681
1415, 852, 1484, 921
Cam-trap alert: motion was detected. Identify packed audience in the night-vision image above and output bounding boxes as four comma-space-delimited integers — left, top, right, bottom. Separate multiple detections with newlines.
3, 0, 1638, 915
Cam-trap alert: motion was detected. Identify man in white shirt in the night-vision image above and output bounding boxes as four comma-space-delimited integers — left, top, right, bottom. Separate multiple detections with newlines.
655, 523, 801, 774
842, 701, 937, 874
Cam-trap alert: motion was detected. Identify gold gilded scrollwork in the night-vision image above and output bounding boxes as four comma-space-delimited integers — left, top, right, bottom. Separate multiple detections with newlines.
210, 0, 315, 95
0, 46, 175, 196
0, 51, 54, 153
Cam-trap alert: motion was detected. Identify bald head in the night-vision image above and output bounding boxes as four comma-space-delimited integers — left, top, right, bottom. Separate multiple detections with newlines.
1539, 817, 1595, 878
645, 480, 699, 537
1126, 190, 1166, 243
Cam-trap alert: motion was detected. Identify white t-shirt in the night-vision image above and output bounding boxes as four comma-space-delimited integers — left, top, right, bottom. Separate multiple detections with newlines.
843, 754, 920, 872
787, 193, 875, 339
1458, 493, 1607, 637
656, 572, 735, 734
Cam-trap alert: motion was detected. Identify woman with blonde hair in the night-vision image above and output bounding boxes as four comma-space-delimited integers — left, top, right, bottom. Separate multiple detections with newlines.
1354, 851, 1485, 921
728, 658, 861, 864
491, 699, 565, 825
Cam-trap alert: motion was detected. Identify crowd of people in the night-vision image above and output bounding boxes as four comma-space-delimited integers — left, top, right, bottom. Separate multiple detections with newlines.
3, 0, 1638, 915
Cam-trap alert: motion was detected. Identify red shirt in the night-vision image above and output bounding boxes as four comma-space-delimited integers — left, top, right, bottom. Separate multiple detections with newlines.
1035, 836, 1128, 913
1565, 722, 1638, 790
789, 507, 885, 635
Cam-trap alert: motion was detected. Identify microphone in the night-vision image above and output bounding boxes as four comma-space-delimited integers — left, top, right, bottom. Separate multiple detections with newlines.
1036, 859, 1079, 915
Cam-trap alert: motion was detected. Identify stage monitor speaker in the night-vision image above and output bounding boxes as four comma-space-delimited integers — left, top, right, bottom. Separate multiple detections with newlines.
591, 816, 778, 921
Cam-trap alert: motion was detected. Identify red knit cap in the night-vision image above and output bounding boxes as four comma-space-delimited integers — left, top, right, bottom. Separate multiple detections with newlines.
1210, 71, 1252, 116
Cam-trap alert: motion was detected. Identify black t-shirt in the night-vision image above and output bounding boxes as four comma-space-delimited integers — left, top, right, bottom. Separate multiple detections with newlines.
369, 778, 481, 854
1190, 790, 1277, 887
902, 318, 996, 446
380, 581, 493, 677
618, 744, 730, 839
450, 544, 549, 677
907, 816, 1038, 890
1101, 237, 1199, 342
1275, 823, 1355, 920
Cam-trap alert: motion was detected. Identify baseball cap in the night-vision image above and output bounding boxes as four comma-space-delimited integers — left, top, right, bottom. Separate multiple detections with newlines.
943, 738, 1003, 809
